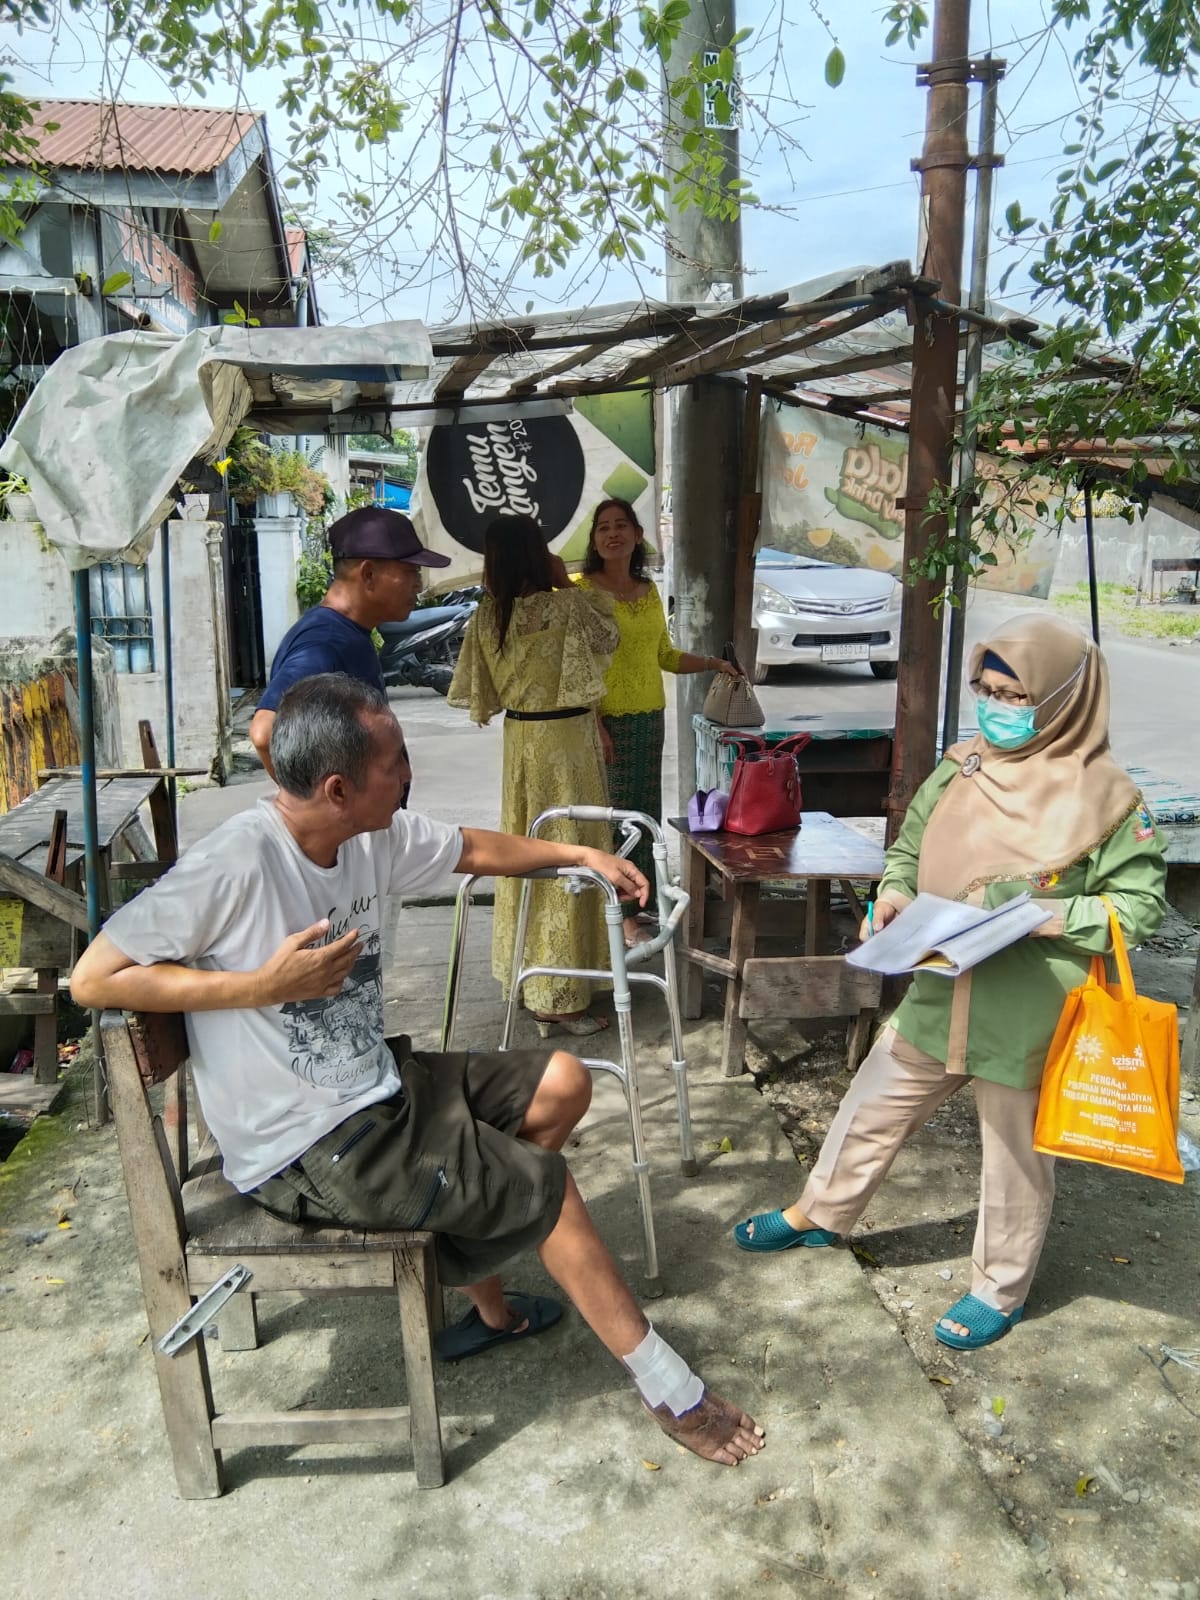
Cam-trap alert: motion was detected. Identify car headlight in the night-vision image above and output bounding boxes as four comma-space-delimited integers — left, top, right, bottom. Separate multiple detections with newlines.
754, 582, 800, 616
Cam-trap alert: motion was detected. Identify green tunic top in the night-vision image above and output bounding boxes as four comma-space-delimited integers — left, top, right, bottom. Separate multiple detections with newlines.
880, 759, 1168, 1090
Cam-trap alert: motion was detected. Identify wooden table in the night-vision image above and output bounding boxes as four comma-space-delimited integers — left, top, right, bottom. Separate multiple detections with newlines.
670, 812, 887, 1077
0, 775, 164, 876
0, 774, 165, 1085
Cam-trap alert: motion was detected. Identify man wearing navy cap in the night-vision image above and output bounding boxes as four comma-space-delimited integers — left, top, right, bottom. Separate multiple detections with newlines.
250, 507, 451, 793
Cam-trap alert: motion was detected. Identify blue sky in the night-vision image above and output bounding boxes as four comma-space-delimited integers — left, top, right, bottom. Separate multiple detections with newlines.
6, 2, 1171, 326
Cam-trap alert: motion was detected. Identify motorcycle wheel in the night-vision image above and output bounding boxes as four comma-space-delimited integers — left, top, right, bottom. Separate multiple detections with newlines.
422, 664, 455, 696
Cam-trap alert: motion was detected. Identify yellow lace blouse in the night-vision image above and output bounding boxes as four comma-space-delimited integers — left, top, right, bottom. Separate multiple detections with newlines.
447, 586, 619, 723
576, 576, 685, 716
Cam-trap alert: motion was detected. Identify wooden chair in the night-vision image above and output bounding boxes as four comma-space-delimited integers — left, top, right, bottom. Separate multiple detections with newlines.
102, 1009, 445, 1497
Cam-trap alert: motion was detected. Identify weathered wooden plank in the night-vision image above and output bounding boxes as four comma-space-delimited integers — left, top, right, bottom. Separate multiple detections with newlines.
217, 1292, 260, 1352
101, 1011, 222, 1499
0, 855, 89, 932
739, 956, 882, 1020
679, 945, 738, 980
722, 883, 760, 1078
185, 1253, 400, 1294
0, 991, 55, 1014
397, 1246, 445, 1487
210, 1408, 412, 1449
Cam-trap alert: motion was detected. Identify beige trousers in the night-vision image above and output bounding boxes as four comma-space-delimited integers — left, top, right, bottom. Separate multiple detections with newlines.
799, 1027, 1056, 1314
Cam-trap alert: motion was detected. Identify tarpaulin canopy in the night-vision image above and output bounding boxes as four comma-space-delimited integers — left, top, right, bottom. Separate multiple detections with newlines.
0, 320, 431, 568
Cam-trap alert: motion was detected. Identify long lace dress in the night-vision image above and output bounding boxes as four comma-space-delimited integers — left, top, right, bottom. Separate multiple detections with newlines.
448, 587, 619, 1015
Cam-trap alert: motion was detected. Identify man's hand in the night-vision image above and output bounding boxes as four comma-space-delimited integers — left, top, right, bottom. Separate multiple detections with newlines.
254, 921, 362, 1005
577, 847, 649, 908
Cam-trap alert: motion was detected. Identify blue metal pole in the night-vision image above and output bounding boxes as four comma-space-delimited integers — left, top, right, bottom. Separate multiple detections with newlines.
72, 568, 103, 941
160, 521, 177, 816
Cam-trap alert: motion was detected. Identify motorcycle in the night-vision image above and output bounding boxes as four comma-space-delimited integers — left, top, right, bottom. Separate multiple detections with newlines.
377, 589, 479, 696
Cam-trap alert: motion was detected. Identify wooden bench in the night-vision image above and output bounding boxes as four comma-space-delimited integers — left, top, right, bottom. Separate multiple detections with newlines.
102, 1009, 445, 1497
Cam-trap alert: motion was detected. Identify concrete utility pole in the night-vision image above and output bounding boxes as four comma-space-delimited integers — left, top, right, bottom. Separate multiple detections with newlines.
889, 0, 972, 842
663, 0, 746, 811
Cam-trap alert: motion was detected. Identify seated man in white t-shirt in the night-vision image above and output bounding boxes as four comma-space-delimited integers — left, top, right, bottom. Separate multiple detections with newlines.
72, 673, 764, 1469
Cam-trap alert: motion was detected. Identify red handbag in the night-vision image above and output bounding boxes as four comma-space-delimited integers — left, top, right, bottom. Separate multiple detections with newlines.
722, 734, 812, 836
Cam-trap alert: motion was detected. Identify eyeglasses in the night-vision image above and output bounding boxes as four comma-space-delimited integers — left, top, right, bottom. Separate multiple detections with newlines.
974, 685, 1030, 706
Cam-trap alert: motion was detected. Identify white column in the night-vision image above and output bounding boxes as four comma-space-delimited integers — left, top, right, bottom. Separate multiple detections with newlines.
254, 512, 305, 667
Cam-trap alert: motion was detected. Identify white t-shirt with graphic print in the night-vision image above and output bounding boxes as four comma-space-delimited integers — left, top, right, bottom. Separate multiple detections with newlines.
103, 798, 464, 1190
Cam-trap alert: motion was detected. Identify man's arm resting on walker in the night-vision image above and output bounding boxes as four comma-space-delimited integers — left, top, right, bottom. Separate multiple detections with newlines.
70, 922, 362, 1014
456, 828, 648, 907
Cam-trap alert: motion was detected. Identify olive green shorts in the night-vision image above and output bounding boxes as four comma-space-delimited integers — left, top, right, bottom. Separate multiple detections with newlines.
247, 1037, 568, 1287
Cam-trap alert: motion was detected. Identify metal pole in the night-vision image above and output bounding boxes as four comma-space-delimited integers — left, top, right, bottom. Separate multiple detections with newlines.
1082, 479, 1101, 643
160, 522, 178, 817
72, 569, 102, 941
663, 0, 746, 812
942, 55, 1005, 753
889, 0, 972, 842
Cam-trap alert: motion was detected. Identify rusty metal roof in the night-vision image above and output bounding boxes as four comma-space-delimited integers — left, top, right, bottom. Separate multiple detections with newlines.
28, 100, 261, 176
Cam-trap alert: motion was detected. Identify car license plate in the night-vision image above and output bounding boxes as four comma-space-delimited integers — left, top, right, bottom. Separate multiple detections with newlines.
821, 642, 870, 662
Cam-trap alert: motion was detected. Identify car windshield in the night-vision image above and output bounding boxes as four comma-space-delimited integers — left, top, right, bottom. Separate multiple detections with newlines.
756, 550, 826, 572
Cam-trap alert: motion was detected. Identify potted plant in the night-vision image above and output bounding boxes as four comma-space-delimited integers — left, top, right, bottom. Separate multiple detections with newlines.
0, 473, 36, 520
223, 429, 332, 518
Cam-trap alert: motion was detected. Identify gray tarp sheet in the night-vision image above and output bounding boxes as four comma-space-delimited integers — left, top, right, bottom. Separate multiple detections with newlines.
0, 321, 431, 568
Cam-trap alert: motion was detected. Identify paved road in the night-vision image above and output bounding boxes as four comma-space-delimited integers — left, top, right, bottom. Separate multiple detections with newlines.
757, 591, 1200, 790
180, 592, 1195, 854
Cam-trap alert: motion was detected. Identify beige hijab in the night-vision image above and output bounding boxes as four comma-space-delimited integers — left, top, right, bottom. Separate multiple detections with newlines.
918, 612, 1138, 899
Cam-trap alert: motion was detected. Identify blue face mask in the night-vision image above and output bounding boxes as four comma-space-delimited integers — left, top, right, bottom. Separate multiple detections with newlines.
975, 656, 1087, 751
977, 698, 1037, 750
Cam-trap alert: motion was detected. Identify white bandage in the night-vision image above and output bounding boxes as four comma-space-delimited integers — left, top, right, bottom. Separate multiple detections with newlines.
621, 1326, 704, 1417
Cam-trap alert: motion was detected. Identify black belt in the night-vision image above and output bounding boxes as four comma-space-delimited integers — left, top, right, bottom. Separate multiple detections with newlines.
504, 706, 589, 721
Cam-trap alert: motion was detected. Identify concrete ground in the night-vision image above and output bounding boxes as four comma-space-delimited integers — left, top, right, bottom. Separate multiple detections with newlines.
2, 898, 1056, 1600
3, 623, 1196, 1599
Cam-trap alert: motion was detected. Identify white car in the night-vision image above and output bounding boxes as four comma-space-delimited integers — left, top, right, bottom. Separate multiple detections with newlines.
753, 547, 901, 683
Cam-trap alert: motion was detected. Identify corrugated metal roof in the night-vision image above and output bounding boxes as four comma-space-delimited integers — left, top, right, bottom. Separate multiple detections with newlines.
28, 100, 261, 176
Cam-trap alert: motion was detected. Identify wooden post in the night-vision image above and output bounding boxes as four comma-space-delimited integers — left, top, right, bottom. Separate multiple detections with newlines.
888, 0, 972, 843
732, 375, 765, 678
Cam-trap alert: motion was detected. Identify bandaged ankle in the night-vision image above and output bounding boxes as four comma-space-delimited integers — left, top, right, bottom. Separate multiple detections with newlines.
621, 1326, 704, 1417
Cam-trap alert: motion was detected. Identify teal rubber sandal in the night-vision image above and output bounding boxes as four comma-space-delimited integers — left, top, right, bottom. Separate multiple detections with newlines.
733, 1210, 838, 1253
934, 1293, 1024, 1351
434, 1292, 563, 1363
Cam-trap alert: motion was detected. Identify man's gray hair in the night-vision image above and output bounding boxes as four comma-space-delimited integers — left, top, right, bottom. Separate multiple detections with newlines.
271, 673, 390, 797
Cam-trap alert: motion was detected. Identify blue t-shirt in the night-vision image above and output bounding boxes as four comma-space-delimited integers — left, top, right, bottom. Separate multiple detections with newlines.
259, 606, 384, 711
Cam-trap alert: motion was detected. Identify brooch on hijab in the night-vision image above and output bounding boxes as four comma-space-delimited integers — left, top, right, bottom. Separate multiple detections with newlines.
961, 752, 982, 777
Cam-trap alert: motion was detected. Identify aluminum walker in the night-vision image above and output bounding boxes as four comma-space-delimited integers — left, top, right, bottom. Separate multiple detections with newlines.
441, 806, 696, 1296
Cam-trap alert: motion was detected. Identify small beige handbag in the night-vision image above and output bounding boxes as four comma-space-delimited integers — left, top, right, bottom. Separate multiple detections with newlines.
701, 644, 765, 727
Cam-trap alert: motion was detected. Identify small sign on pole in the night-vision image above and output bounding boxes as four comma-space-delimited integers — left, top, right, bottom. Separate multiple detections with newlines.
703, 51, 742, 129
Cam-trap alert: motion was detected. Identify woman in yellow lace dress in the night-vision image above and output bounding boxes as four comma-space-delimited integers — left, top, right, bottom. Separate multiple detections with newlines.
449, 515, 621, 1037
577, 498, 739, 946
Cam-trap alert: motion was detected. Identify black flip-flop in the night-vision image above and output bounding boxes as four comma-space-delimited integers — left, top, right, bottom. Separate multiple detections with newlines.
433, 1292, 564, 1364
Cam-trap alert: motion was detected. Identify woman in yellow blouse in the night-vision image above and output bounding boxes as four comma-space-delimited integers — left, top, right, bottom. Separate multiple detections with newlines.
449, 515, 622, 1036
577, 498, 738, 946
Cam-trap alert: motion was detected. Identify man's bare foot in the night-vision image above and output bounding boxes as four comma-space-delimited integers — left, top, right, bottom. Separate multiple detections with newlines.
645, 1388, 765, 1466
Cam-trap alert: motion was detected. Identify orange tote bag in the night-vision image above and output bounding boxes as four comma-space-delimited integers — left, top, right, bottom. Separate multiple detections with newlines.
1034, 897, 1183, 1183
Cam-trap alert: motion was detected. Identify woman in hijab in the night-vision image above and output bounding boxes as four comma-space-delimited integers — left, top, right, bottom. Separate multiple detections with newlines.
733, 613, 1167, 1350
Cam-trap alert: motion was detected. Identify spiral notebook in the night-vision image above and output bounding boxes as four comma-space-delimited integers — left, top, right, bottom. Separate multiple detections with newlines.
845, 892, 1053, 978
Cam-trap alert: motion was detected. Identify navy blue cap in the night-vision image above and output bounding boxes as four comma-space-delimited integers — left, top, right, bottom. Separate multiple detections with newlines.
328, 506, 451, 567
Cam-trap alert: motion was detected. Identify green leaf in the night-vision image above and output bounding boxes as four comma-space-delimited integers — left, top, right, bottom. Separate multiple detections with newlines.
991, 1396, 1005, 1417
100, 271, 133, 296
208, 218, 223, 244
824, 46, 845, 88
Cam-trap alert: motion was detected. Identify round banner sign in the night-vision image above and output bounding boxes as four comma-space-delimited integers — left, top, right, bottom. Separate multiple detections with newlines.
424, 414, 586, 554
